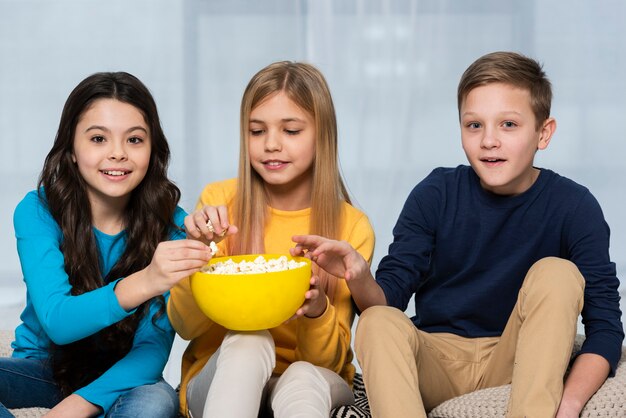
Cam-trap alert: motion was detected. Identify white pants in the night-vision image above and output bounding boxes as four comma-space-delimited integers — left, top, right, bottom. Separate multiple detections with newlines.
186, 330, 354, 418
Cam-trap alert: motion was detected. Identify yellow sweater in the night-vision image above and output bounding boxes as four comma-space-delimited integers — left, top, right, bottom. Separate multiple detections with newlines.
168, 179, 375, 414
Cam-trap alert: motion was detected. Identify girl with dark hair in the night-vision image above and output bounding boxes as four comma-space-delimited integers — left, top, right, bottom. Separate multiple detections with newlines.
0, 72, 211, 417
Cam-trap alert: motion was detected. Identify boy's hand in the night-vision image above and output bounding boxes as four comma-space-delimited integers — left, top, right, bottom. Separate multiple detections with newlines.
290, 235, 369, 283
291, 234, 387, 312
184, 205, 238, 246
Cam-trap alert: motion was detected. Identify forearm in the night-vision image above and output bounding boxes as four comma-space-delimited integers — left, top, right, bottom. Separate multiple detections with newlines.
43, 394, 100, 418
347, 272, 387, 312
113, 268, 153, 311
557, 353, 610, 417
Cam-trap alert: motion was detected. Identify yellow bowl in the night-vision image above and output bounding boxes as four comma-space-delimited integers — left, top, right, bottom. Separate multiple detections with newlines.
190, 254, 311, 331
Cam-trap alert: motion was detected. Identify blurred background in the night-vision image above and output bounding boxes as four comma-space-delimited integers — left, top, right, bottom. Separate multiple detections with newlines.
1, 0, 625, 384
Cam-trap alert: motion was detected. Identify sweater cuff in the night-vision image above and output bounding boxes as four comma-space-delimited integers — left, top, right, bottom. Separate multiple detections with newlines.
301, 296, 331, 324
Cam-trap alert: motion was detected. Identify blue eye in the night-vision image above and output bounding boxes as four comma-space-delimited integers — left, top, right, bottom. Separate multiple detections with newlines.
467, 122, 481, 129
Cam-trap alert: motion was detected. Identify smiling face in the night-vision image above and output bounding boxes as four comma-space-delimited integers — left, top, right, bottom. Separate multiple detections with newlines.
72, 98, 151, 210
248, 91, 316, 208
460, 82, 556, 196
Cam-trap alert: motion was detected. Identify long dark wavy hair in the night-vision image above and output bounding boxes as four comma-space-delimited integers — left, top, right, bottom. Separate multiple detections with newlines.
37, 72, 181, 396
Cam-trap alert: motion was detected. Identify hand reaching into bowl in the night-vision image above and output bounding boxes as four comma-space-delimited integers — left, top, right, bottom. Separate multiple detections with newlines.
185, 205, 239, 246
290, 235, 370, 283
290, 235, 387, 312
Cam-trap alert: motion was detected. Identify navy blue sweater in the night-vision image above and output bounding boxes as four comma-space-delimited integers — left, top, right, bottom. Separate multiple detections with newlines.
376, 165, 624, 373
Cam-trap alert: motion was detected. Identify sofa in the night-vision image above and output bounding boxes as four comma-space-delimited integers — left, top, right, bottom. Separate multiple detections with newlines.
2, 330, 625, 417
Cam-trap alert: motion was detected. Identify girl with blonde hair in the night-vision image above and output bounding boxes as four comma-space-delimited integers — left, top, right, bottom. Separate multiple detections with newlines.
168, 61, 375, 417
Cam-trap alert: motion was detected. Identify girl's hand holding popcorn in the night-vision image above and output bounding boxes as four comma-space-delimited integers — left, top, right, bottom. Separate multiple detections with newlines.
185, 205, 239, 246
116, 239, 212, 311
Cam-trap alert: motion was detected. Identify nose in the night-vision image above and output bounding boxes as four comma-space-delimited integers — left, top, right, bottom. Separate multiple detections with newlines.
108, 140, 128, 161
480, 129, 500, 149
264, 129, 281, 152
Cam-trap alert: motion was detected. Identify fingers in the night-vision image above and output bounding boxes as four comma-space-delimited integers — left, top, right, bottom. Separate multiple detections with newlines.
294, 276, 327, 318
153, 240, 213, 272
184, 214, 203, 239
215, 206, 230, 236
184, 205, 235, 241
291, 234, 325, 251
292, 236, 352, 259
158, 239, 212, 252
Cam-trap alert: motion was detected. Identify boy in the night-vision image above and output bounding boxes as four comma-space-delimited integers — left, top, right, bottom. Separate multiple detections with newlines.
291, 51, 623, 417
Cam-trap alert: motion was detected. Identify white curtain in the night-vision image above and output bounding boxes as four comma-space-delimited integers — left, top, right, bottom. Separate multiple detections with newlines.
1, 0, 625, 382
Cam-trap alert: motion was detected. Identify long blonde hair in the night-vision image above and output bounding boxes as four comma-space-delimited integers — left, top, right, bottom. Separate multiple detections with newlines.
232, 61, 350, 301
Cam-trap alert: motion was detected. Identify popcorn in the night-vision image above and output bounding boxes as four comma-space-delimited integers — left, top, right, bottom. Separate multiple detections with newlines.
203, 255, 306, 274
209, 241, 218, 256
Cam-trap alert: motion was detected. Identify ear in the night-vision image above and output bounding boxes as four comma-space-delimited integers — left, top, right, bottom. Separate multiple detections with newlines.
537, 117, 556, 150
71, 152, 77, 163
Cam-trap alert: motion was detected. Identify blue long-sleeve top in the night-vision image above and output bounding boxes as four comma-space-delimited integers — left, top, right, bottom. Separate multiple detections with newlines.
377, 166, 624, 374
12, 190, 186, 414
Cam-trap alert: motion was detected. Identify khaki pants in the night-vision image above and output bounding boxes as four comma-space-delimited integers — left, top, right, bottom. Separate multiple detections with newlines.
355, 257, 585, 418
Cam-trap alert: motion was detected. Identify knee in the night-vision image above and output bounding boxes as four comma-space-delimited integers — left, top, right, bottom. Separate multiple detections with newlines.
357, 306, 413, 336
279, 361, 320, 386
272, 362, 331, 411
525, 257, 585, 301
222, 329, 275, 355
113, 381, 179, 418
220, 330, 276, 370
355, 306, 417, 354
145, 384, 179, 417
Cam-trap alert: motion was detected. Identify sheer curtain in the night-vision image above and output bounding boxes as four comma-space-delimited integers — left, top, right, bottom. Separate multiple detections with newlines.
1, 0, 624, 384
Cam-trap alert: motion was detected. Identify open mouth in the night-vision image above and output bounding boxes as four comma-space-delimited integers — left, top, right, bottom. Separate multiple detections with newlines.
101, 170, 131, 176
263, 160, 288, 169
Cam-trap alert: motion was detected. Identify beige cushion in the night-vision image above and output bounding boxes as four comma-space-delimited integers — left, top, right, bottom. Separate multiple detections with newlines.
0, 330, 51, 417
0, 329, 13, 358
428, 337, 626, 418
9, 408, 52, 418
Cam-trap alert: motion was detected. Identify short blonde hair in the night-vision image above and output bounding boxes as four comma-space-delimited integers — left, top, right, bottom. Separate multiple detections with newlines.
457, 51, 552, 130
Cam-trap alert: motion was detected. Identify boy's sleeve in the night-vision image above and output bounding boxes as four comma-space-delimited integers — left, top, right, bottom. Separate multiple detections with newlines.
295, 211, 375, 373
568, 192, 624, 375
75, 297, 175, 413
375, 173, 440, 310
14, 192, 132, 345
